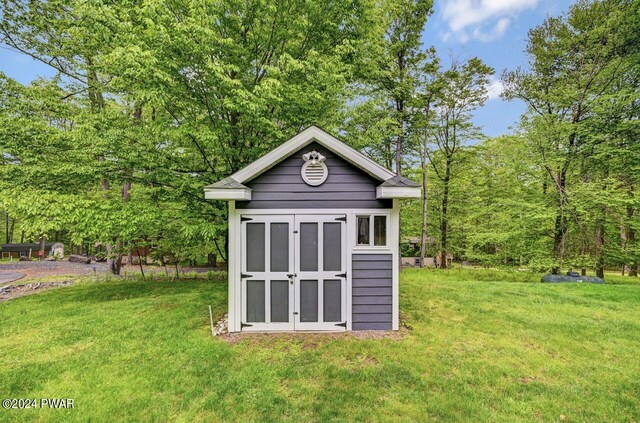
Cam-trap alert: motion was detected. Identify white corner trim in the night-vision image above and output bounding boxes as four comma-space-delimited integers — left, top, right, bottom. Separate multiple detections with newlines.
376, 186, 421, 199
228, 201, 239, 333
391, 199, 400, 331
229, 126, 395, 183
204, 188, 252, 201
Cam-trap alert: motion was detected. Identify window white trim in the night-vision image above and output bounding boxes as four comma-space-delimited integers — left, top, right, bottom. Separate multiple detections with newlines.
355, 213, 389, 248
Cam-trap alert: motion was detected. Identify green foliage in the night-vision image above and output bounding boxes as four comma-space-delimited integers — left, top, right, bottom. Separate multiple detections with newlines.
0, 0, 385, 267
401, 0, 640, 276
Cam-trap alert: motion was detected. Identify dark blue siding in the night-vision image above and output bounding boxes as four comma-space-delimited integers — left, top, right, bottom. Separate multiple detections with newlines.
237, 142, 391, 209
351, 254, 393, 330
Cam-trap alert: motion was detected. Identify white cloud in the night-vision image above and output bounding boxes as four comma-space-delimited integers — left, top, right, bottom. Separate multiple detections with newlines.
472, 17, 510, 42
486, 77, 504, 100
440, 0, 538, 43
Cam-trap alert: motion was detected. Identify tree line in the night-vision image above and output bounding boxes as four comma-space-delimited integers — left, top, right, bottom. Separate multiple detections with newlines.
0, 0, 638, 276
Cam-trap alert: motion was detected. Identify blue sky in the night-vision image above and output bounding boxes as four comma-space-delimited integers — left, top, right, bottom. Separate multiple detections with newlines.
0, 0, 575, 137
423, 0, 575, 137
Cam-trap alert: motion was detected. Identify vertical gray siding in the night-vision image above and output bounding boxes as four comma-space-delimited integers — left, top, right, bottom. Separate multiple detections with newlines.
351, 254, 393, 330
237, 142, 392, 209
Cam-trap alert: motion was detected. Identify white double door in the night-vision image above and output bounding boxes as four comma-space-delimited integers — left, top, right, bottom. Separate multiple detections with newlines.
240, 214, 347, 331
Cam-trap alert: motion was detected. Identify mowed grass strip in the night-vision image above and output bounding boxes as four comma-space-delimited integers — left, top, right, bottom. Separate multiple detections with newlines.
0, 269, 639, 422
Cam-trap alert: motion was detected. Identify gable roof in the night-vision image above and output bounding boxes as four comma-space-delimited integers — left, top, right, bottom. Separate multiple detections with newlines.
229, 126, 395, 184
204, 126, 420, 200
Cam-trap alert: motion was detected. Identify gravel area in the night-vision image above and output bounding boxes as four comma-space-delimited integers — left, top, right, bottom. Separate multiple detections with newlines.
0, 260, 219, 282
0, 281, 73, 302
0, 272, 25, 285
0, 261, 108, 281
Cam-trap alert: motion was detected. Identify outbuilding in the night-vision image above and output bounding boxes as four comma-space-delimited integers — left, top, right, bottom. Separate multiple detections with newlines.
204, 126, 420, 332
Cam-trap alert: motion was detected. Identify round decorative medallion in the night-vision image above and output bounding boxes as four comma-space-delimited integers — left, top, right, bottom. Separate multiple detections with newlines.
301, 150, 328, 186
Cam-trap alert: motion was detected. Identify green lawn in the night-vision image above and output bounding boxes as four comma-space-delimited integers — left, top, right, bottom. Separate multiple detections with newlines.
1, 269, 639, 422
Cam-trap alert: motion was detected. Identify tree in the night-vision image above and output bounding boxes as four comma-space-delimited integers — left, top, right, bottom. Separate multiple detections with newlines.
502, 0, 640, 274
344, 0, 434, 175
426, 58, 493, 268
0, 0, 388, 272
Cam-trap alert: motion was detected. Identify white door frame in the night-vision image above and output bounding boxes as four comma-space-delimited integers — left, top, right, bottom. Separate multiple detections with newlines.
240, 214, 295, 331
293, 214, 347, 331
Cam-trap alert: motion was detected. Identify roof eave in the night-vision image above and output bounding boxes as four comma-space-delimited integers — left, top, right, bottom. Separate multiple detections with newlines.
376, 185, 421, 199
204, 187, 252, 201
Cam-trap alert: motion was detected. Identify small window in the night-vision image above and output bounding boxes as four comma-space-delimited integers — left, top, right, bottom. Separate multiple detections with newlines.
357, 216, 370, 245
374, 216, 386, 246
356, 215, 387, 247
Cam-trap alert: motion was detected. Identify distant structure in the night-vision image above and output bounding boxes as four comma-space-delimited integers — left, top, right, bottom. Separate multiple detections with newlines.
0, 243, 56, 260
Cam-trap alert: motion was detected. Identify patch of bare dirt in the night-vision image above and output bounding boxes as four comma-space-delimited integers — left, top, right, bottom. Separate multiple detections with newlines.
0, 261, 219, 282
0, 281, 73, 302
0, 261, 107, 280
218, 328, 407, 346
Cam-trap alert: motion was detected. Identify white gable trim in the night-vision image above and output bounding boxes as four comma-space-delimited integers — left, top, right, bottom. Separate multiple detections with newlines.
230, 126, 396, 183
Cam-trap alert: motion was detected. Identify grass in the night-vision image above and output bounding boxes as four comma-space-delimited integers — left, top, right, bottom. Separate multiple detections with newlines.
0, 269, 639, 422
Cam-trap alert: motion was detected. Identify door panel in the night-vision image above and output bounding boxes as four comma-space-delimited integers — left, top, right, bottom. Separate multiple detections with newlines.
294, 215, 347, 331
246, 280, 265, 322
299, 223, 318, 271
270, 223, 289, 271
323, 223, 342, 271
270, 280, 290, 322
246, 223, 265, 272
241, 215, 294, 331
323, 279, 342, 322
299, 280, 319, 322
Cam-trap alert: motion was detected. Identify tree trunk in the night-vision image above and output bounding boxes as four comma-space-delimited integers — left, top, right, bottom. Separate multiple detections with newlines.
419, 145, 428, 268
127, 243, 133, 266
39, 235, 46, 260
135, 242, 145, 280
624, 198, 637, 276
551, 170, 568, 274
4, 212, 8, 244
440, 159, 451, 269
106, 241, 123, 276
595, 222, 605, 279
8, 217, 14, 243
207, 253, 217, 268
394, 50, 406, 177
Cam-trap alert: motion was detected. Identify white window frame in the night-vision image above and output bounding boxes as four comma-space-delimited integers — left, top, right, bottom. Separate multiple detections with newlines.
354, 213, 389, 250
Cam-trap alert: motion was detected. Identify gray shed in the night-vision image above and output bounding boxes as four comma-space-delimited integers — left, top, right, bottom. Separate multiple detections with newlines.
204, 126, 420, 332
